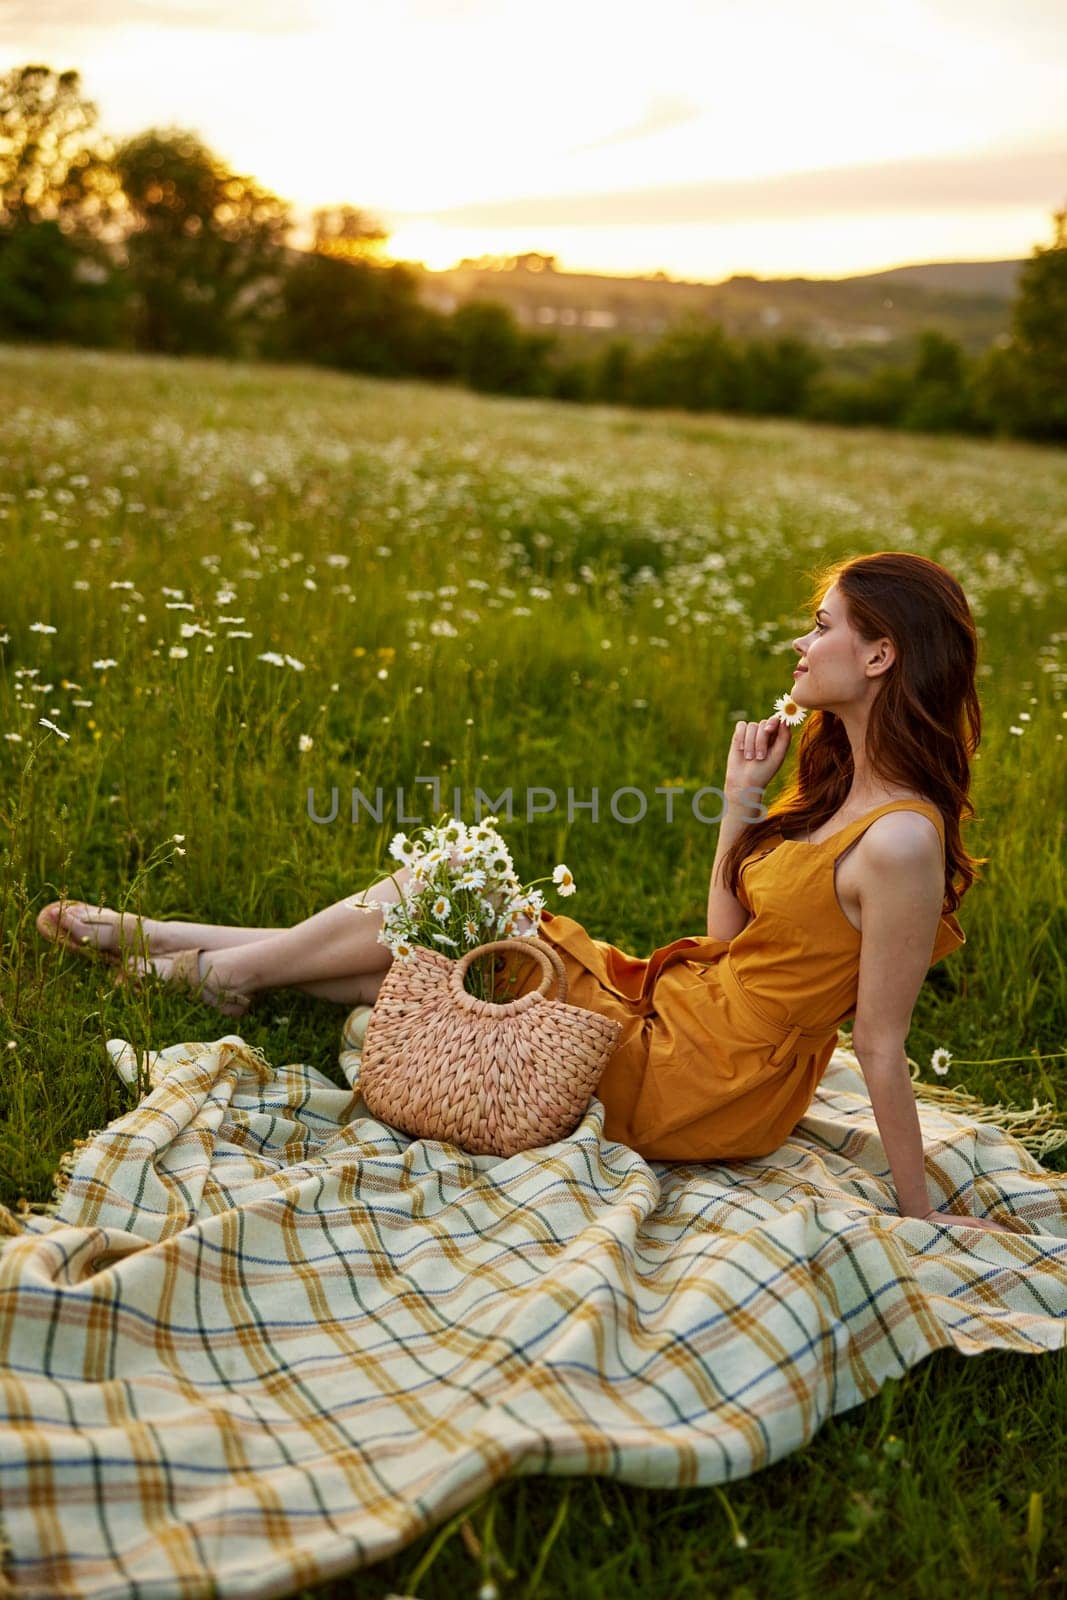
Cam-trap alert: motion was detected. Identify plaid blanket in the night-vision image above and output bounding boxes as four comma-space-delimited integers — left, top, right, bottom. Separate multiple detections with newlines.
1, 1022, 1065, 1600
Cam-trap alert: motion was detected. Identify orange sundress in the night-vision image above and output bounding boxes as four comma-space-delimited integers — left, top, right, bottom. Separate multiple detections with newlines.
510, 799, 965, 1163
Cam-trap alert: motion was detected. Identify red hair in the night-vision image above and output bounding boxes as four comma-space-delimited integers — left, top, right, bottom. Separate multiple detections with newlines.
721, 551, 987, 915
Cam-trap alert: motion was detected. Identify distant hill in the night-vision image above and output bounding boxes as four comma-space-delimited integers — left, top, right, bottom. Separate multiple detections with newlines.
845, 260, 1022, 298
411, 253, 1025, 377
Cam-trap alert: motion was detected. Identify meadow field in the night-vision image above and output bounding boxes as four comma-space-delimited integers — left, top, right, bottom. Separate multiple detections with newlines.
0, 342, 1065, 1597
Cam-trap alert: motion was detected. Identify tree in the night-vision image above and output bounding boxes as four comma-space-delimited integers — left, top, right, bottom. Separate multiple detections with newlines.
0, 219, 126, 344
981, 207, 1067, 440
738, 334, 821, 415
311, 204, 389, 262
449, 300, 555, 394
899, 330, 977, 433
591, 339, 634, 404
0, 64, 127, 342
630, 321, 745, 411
271, 250, 449, 377
114, 129, 291, 357
0, 63, 120, 241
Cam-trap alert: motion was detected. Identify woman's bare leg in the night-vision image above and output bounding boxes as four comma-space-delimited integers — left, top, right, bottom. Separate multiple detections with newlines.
116, 871, 413, 1007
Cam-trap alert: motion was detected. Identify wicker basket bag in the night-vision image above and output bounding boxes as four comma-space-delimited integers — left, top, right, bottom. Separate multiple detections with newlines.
358, 937, 623, 1157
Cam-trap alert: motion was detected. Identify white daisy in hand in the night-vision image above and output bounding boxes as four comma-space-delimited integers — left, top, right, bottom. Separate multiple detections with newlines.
772, 691, 807, 726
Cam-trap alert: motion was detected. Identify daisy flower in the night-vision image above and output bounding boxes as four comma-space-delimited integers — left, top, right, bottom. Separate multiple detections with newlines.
431, 894, 450, 921
552, 864, 576, 896
930, 1047, 952, 1077
773, 691, 807, 726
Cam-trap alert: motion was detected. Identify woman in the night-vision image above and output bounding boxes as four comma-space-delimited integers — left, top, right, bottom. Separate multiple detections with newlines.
37, 551, 1012, 1234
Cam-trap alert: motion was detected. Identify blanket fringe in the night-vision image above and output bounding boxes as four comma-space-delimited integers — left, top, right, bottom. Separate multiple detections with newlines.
1, 1043, 274, 1234
220, 1039, 275, 1083
908, 1065, 1067, 1160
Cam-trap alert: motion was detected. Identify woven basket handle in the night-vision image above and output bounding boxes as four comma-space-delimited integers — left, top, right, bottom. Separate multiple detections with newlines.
449, 937, 568, 1004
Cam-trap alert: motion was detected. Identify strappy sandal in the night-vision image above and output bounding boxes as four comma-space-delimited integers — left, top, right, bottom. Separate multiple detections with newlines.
35, 900, 150, 968
112, 946, 252, 1019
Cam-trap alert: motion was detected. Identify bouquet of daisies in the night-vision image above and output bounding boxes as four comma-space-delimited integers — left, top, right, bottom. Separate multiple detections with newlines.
347, 812, 576, 1001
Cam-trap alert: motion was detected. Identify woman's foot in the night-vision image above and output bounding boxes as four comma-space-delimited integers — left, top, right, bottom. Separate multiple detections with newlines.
113, 946, 252, 1019
36, 901, 156, 965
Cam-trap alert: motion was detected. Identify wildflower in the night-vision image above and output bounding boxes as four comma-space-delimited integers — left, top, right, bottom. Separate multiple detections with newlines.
456, 867, 487, 890
226, 630, 253, 639
463, 918, 479, 943
169, 646, 188, 660
4, 732, 23, 742
298, 734, 314, 753
773, 691, 807, 726
1008, 725, 1024, 736
284, 654, 305, 671
29, 621, 57, 633
72, 579, 90, 591
930, 1047, 952, 1077
174, 847, 186, 857
390, 938, 415, 960
430, 931, 458, 947
172, 834, 185, 842
431, 894, 451, 921
1018, 712, 1031, 721
553, 863, 576, 896
377, 667, 389, 680
257, 651, 285, 667
38, 717, 70, 740
161, 587, 184, 599
92, 658, 118, 670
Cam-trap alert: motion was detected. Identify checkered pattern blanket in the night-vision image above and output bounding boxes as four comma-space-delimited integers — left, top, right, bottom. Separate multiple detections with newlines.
1, 1023, 1065, 1599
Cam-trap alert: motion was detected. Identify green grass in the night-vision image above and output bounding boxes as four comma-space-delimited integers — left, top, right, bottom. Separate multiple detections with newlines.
1, 342, 1065, 1598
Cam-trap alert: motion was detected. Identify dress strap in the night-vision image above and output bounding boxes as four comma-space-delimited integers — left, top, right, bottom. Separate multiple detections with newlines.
829, 798, 944, 843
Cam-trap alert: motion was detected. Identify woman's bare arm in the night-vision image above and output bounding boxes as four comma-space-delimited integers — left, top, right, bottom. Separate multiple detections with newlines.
849, 817, 947, 1214
707, 791, 760, 941
708, 716, 791, 942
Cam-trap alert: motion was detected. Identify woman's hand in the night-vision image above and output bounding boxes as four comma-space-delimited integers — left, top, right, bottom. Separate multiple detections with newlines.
921, 1208, 1017, 1235
725, 716, 793, 799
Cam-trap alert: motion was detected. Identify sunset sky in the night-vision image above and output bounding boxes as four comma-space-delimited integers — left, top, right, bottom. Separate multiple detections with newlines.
2, 0, 1064, 281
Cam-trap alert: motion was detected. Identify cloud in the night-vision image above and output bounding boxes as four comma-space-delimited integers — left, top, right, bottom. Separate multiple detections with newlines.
0, 0, 310, 37
563, 96, 704, 157
405, 144, 1067, 227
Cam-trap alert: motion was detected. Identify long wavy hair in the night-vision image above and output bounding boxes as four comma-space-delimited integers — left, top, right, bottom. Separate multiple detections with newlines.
721, 551, 988, 915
